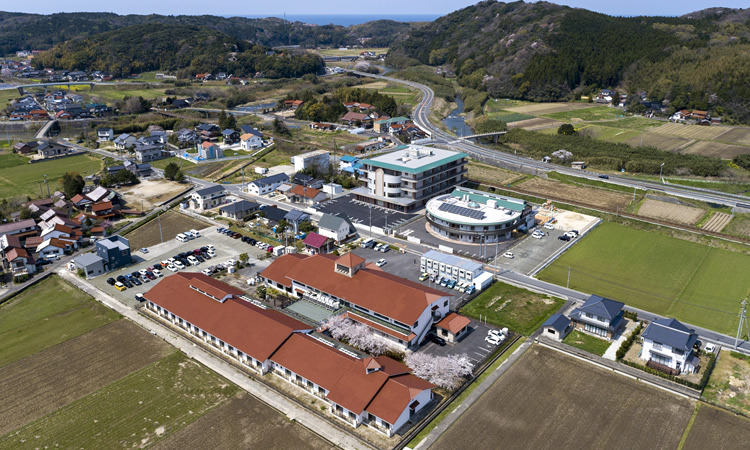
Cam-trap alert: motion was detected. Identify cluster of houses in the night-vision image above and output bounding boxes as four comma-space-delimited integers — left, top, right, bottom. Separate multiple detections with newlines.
8, 90, 112, 121
176, 124, 264, 160
13, 140, 75, 160
669, 109, 721, 125
542, 295, 703, 376
0, 186, 134, 278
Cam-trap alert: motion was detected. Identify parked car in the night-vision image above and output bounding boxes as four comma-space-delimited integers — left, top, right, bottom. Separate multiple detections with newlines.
174, 261, 185, 270
598, 174, 609, 179
440, 278, 449, 287
485, 334, 502, 345
558, 234, 571, 241
503, 252, 514, 259
705, 343, 716, 354
376, 258, 386, 267
429, 334, 447, 346
140, 247, 149, 253
380, 245, 390, 253
152, 268, 162, 277
106, 277, 116, 286
543, 222, 555, 230
187, 255, 199, 266
564, 231, 578, 239
167, 264, 178, 272
190, 229, 201, 238
131, 277, 142, 286
447, 279, 456, 289
134, 293, 145, 302
202, 268, 213, 276
465, 285, 476, 295
122, 280, 133, 288
114, 282, 126, 291
419, 273, 429, 281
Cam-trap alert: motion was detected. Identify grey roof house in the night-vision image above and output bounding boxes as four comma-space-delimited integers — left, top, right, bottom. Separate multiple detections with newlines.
542, 314, 572, 341
219, 200, 260, 220
640, 318, 700, 374
73, 252, 106, 278
570, 295, 625, 340
318, 213, 358, 243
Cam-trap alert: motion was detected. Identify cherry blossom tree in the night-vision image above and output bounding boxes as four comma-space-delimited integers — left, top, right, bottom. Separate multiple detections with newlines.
405, 352, 474, 389
323, 315, 391, 356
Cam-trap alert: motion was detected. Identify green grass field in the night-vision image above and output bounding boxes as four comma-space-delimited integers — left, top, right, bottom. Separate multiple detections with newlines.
0, 352, 237, 449
578, 125, 643, 143
0, 276, 121, 368
150, 156, 195, 170
593, 117, 664, 131
538, 222, 750, 334
0, 153, 102, 199
485, 98, 533, 112
562, 330, 611, 356
486, 110, 536, 123
542, 106, 626, 122
85, 85, 169, 103
460, 281, 564, 335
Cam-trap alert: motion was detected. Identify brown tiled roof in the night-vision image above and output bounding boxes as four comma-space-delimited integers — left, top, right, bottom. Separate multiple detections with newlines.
24, 236, 43, 247
71, 194, 88, 204
343, 311, 416, 341
143, 273, 310, 362
53, 224, 74, 234
261, 254, 446, 325
91, 201, 113, 212
3, 235, 21, 249
436, 313, 471, 335
6, 247, 31, 262
270, 333, 357, 392
341, 111, 368, 122
366, 374, 434, 424
335, 252, 364, 268
289, 184, 322, 199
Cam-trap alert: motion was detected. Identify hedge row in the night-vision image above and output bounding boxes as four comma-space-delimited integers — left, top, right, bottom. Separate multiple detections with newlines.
620, 352, 717, 391
616, 321, 644, 360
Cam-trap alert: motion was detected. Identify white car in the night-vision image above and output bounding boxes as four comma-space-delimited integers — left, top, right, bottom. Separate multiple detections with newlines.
167, 257, 176, 264
187, 255, 200, 266
503, 252, 514, 259
531, 232, 543, 239
564, 231, 578, 239
139, 269, 149, 277
225, 259, 236, 268
485, 335, 502, 345
167, 264, 178, 272
202, 268, 213, 276
190, 229, 201, 238
488, 329, 501, 339
206, 244, 215, 251
207, 249, 216, 257
174, 261, 185, 270
376, 258, 386, 267
705, 343, 716, 354
543, 222, 555, 230
152, 269, 162, 277
140, 247, 149, 253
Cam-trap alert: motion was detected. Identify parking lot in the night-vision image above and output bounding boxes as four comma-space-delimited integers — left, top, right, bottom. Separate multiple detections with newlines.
89, 225, 273, 306
315, 194, 417, 231
351, 246, 471, 309
419, 319, 506, 367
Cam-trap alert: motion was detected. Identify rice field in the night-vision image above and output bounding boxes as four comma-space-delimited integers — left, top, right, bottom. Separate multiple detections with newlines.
541, 106, 627, 122
650, 122, 733, 140
503, 102, 596, 115
626, 133, 693, 151
637, 199, 705, 225
679, 140, 750, 159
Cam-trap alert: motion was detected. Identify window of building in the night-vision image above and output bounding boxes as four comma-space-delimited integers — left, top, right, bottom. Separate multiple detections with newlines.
652, 342, 662, 351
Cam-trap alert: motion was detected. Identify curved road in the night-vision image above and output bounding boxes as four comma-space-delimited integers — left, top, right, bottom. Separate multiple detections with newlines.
352, 71, 750, 209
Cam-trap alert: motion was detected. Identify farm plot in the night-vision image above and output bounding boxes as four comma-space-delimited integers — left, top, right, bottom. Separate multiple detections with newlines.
431, 345, 694, 450
542, 106, 626, 122
0, 352, 237, 449
626, 132, 693, 151
538, 222, 750, 335
683, 405, 750, 450
0, 275, 121, 368
713, 127, 750, 146
517, 177, 631, 210
650, 122, 732, 140
579, 125, 642, 143
507, 117, 562, 130
703, 350, 750, 415
679, 140, 750, 159
0, 321, 173, 436
504, 102, 595, 115
124, 210, 209, 249
702, 212, 732, 233
155, 393, 333, 450
637, 199, 704, 225
118, 179, 189, 210
467, 162, 526, 187
724, 214, 750, 238
485, 110, 535, 123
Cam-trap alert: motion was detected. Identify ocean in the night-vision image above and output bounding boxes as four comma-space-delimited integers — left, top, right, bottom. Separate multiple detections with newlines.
235, 14, 439, 26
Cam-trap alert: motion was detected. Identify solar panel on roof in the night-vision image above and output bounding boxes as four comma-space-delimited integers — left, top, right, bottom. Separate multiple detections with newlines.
438, 203, 485, 220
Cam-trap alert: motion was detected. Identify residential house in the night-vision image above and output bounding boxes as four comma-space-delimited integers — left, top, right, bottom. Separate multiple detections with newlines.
341, 111, 369, 126
172, 98, 192, 109
339, 155, 363, 176
135, 144, 164, 163
37, 141, 69, 158
258, 205, 290, 226
309, 122, 337, 131
199, 141, 224, 160
222, 129, 240, 145
142, 272, 434, 437
190, 185, 226, 210
292, 172, 325, 189
247, 173, 289, 196
73, 253, 106, 278
124, 160, 152, 177
283, 100, 303, 109
283, 209, 310, 233
196, 123, 220, 141
261, 253, 451, 347
14, 141, 38, 154
86, 186, 110, 203
40, 223, 79, 244
640, 318, 700, 375
97, 128, 114, 141
240, 127, 264, 150
177, 128, 199, 145
541, 314, 573, 341
91, 201, 115, 217
435, 313, 472, 343
355, 139, 386, 153
0, 219, 37, 240
136, 134, 166, 149
318, 213, 357, 243
36, 237, 73, 258
219, 200, 260, 221
569, 295, 625, 340
95, 235, 132, 270
113, 133, 137, 150
4, 247, 36, 276
286, 184, 327, 205
302, 232, 334, 254
373, 117, 409, 134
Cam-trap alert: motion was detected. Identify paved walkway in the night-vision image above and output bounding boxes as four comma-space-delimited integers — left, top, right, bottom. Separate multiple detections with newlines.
603, 320, 638, 361
413, 338, 533, 450
57, 269, 375, 450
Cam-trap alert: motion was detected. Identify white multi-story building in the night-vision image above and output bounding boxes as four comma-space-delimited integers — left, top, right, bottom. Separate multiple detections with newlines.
246, 173, 289, 196
420, 250, 484, 283
291, 149, 330, 173
352, 145, 468, 212
641, 318, 700, 374
189, 185, 226, 210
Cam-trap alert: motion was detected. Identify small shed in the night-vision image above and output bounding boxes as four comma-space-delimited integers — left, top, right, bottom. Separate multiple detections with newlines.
571, 161, 586, 170
435, 313, 472, 343
73, 253, 106, 278
542, 314, 572, 341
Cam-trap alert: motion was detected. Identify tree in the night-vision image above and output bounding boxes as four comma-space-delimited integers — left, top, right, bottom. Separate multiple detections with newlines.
19, 206, 32, 220
164, 162, 180, 180
323, 315, 391, 356
61, 172, 85, 199
239, 253, 249, 263
273, 118, 290, 136
256, 285, 267, 299
275, 219, 289, 235
174, 170, 185, 183
405, 352, 474, 389
557, 123, 577, 135
298, 220, 317, 233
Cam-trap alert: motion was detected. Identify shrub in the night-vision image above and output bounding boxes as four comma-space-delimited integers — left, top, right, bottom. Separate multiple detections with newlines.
623, 310, 638, 321
13, 274, 29, 284
615, 321, 643, 360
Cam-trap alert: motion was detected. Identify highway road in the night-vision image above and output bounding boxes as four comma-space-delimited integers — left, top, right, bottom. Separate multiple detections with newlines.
351, 71, 750, 210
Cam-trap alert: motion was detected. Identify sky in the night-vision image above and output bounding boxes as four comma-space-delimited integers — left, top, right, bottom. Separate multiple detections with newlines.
2, 0, 748, 17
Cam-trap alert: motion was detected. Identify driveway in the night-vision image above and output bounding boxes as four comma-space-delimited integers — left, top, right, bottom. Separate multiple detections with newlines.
420, 320, 505, 367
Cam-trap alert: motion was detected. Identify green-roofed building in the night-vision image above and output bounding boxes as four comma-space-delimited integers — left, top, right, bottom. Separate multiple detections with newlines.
351, 145, 468, 212
425, 186, 534, 243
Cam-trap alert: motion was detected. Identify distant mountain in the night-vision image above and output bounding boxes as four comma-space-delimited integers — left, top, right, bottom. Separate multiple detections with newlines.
32, 24, 325, 79
387, 1, 750, 122
0, 11, 418, 55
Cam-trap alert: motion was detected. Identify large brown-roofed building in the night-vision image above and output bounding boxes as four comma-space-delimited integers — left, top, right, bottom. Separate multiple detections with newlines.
142, 273, 433, 436
260, 253, 450, 347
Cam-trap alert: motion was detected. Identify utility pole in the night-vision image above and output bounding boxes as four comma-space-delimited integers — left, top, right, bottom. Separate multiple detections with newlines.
43, 174, 50, 197
736, 298, 749, 349
369, 205, 372, 237
633, 187, 636, 203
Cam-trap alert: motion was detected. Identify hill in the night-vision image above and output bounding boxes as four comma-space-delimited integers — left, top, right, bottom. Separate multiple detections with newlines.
0, 11, 416, 55
387, 1, 750, 122
32, 24, 324, 79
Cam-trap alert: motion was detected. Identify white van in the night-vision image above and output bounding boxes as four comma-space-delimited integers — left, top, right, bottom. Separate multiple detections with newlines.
190, 229, 201, 238
360, 238, 375, 248
183, 231, 195, 240
176, 233, 188, 243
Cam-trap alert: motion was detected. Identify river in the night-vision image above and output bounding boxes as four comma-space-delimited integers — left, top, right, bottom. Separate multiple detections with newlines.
441, 96, 473, 137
